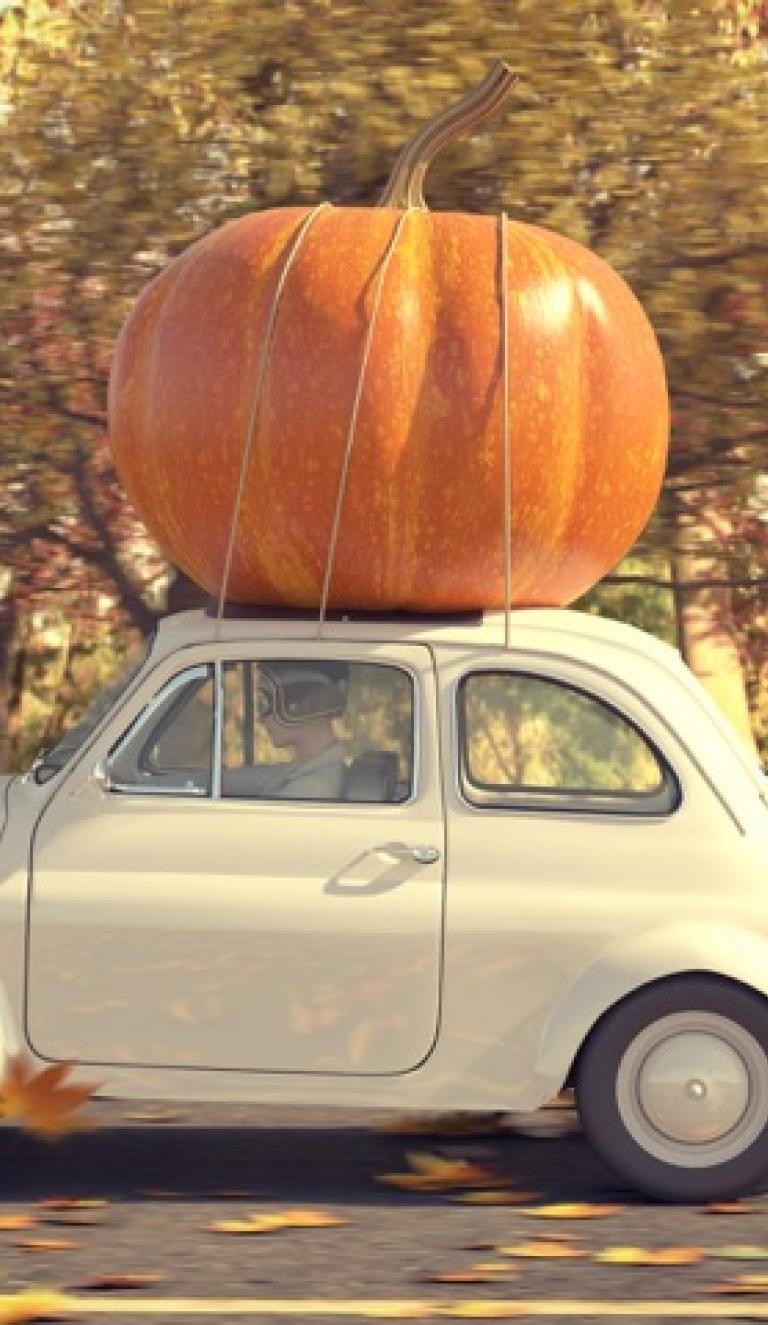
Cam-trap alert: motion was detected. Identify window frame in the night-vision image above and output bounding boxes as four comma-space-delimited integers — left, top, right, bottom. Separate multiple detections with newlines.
102, 651, 421, 807
215, 655, 419, 806
456, 666, 681, 817
106, 663, 214, 798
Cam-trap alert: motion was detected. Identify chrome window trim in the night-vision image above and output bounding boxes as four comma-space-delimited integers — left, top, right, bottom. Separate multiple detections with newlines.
106, 663, 213, 799
451, 663, 681, 819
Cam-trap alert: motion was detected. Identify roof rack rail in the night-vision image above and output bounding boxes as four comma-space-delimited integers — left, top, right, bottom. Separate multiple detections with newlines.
203, 602, 486, 625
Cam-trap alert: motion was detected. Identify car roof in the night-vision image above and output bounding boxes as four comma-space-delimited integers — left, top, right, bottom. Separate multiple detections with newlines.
149, 607, 766, 790
154, 604, 681, 669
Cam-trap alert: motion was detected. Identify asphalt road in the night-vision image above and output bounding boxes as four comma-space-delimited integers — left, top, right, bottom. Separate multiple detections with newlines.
2, 1097, 768, 1322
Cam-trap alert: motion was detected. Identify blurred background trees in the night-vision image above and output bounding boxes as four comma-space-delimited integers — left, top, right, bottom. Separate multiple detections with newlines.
1, 0, 766, 770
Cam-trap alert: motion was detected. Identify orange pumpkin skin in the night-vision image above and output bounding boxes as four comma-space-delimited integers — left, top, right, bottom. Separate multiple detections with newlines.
107, 205, 669, 611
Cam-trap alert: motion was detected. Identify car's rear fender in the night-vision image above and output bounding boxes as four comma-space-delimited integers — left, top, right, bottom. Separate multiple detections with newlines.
535, 921, 768, 1096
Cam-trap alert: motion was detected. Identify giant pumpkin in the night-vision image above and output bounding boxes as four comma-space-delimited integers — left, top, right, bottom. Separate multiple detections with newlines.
108, 62, 669, 613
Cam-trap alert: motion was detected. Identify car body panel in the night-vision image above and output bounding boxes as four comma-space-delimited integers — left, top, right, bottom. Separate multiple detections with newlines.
26, 642, 446, 1076
0, 607, 763, 1113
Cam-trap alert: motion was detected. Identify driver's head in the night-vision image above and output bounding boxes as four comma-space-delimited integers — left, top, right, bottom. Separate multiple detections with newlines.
257, 662, 348, 744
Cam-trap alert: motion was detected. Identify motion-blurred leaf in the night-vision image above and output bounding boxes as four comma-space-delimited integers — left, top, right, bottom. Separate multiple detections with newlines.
516, 1203, 622, 1219
0, 1057, 100, 1139
594, 1245, 704, 1266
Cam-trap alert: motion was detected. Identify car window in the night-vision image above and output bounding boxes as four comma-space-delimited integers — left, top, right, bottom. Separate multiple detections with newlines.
221, 659, 414, 803
459, 670, 677, 814
107, 665, 214, 797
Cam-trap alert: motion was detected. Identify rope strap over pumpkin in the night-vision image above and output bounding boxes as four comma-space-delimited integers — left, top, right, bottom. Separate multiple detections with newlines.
215, 201, 332, 635
317, 209, 412, 637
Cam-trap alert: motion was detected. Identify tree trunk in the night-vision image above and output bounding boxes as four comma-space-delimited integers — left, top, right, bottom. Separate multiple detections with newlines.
672, 491, 757, 754
165, 568, 211, 616
0, 584, 19, 774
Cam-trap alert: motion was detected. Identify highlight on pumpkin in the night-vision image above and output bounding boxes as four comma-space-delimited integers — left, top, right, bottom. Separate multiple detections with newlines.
107, 63, 669, 615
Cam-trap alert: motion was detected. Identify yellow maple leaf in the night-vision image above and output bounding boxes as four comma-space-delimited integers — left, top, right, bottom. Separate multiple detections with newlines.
0, 1057, 101, 1139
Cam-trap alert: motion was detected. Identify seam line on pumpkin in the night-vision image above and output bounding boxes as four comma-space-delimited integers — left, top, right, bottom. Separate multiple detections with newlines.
316, 208, 413, 636
215, 202, 333, 632
500, 209, 512, 650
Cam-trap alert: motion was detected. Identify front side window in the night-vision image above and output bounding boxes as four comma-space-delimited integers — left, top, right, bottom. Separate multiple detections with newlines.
460, 671, 677, 814
221, 659, 414, 803
107, 664, 214, 796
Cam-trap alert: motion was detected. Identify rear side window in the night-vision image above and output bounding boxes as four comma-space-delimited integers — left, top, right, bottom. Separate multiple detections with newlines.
459, 671, 678, 814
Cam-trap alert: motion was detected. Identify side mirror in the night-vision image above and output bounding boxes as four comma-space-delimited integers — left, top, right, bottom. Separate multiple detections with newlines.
89, 759, 111, 793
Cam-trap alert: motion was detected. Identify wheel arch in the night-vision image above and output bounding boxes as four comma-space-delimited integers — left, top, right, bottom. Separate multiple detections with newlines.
535, 922, 768, 1096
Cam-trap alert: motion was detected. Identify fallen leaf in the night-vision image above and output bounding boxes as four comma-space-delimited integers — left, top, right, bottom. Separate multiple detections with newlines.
74, 1274, 163, 1291
0, 1217, 38, 1232
498, 1240, 588, 1260
378, 1152, 514, 1193
0, 1057, 101, 1139
13, 1241, 78, 1253
703, 1201, 761, 1214
208, 1208, 347, 1234
712, 1246, 768, 1260
270, 1209, 347, 1228
406, 1153, 512, 1187
516, 1202, 621, 1219
594, 1245, 704, 1266
35, 1200, 106, 1212
450, 1191, 541, 1206
708, 1274, 768, 1294
0, 1289, 73, 1322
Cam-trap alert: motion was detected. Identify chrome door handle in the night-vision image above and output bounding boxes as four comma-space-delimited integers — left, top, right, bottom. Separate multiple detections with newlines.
373, 842, 441, 865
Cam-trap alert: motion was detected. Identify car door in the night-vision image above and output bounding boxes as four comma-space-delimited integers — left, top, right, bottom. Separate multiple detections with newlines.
437, 650, 742, 1092
26, 641, 446, 1076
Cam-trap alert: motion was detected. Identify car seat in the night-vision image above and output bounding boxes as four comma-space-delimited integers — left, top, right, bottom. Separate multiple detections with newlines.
342, 750, 399, 802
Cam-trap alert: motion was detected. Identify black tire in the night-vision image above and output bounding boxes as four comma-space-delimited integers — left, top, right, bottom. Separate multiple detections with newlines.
575, 976, 768, 1203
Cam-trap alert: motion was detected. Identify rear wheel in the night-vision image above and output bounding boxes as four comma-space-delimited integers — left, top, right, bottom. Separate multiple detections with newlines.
576, 977, 768, 1202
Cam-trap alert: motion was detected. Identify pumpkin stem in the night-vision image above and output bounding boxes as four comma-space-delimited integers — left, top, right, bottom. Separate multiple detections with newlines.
379, 60, 517, 211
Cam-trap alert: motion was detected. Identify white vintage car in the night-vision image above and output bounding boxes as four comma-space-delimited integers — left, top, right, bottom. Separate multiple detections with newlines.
1, 606, 767, 1202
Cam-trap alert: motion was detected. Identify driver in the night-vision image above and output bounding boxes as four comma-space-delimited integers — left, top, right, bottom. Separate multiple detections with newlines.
253, 661, 349, 800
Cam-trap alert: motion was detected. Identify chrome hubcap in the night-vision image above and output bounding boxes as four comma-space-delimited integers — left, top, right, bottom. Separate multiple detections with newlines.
616, 1011, 768, 1168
